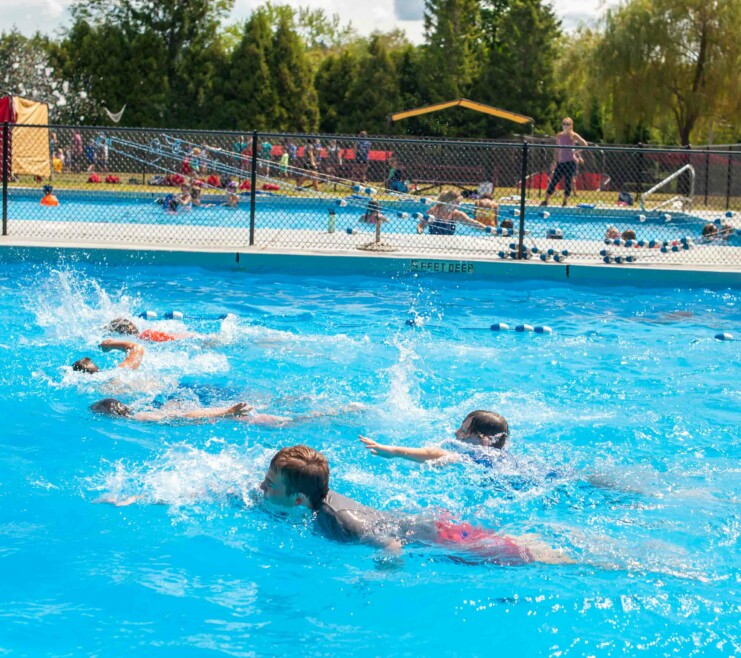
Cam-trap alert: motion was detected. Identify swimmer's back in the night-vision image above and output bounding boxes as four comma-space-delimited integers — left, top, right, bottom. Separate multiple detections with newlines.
139, 328, 177, 342
316, 490, 397, 543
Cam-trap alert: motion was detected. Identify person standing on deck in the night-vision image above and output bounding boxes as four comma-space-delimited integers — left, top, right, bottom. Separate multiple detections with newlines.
541, 118, 588, 207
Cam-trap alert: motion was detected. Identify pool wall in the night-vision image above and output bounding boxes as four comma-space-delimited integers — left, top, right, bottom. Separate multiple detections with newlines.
1, 244, 738, 288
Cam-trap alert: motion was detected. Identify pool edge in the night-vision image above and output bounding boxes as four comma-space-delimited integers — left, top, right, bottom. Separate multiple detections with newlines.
1, 242, 739, 288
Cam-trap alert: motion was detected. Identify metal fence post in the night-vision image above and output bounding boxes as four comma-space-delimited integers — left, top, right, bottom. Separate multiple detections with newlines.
249, 130, 258, 246
726, 147, 733, 210
2, 121, 8, 236
637, 143, 644, 196
517, 141, 528, 259
703, 147, 709, 206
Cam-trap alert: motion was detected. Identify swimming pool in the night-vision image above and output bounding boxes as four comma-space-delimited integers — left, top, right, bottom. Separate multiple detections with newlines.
8, 189, 729, 243
0, 258, 738, 656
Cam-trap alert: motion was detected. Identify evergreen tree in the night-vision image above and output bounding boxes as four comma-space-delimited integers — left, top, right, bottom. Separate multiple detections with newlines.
475, 0, 562, 135
217, 9, 277, 131
53, 0, 232, 127
315, 51, 359, 133
342, 37, 402, 134
421, 0, 483, 102
270, 12, 319, 131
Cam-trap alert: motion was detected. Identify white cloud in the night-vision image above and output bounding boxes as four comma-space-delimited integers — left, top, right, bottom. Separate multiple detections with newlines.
0, 0, 608, 43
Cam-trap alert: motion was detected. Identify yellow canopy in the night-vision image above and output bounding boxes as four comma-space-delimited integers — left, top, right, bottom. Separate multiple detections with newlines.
389, 98, 533, 126
12, 97, 50, 178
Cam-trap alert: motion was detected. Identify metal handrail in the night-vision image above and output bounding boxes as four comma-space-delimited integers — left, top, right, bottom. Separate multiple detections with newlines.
639, 164, 695, 212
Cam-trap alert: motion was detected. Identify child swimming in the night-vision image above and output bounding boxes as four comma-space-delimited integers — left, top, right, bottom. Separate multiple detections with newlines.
359, 410, 508, 466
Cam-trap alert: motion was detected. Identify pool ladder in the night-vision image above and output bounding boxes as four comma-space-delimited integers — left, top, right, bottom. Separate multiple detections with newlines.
639, 164, 695, 213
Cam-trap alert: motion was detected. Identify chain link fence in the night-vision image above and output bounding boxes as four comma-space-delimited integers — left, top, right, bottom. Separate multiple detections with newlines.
2, 123, 739, 268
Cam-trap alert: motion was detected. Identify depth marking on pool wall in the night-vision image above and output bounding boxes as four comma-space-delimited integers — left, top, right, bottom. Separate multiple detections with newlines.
410, 260, 475, 274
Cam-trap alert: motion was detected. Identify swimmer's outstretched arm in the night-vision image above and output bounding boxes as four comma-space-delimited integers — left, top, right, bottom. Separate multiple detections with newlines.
99, 339, 144, 370
132, 402, 253, 422
453, 210, 488, 230
359, 436, 458, 463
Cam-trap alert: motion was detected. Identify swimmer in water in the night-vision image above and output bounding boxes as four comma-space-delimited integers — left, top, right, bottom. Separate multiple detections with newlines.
101, 444, 572, 564
416, 191, 488, 235
473, 194, 498, 227
90, 395, 362, 427
40, 184, 60, 207
190, 186, 213, 208
90, 397, 256, 423
256, 445, 573, 563
72, 339, 144, 373
360, 200, 388, 225
106, 317, 189, 343
360, 410, 508, 466
222, 181, 239, 208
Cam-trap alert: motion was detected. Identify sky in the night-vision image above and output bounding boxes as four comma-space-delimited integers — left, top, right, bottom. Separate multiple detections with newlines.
0, 0, 606, 41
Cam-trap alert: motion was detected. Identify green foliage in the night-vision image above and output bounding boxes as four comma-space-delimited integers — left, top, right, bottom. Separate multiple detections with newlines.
270, 11, 319, 131
594, 0, 741, 144
341, 37, 402, 134
315, 51, 359, 133
475, 0, 562, 135
32, 0, 740, 143
422, 0, 484, 101
216, 9, 277, 131
54, 0, 233, 127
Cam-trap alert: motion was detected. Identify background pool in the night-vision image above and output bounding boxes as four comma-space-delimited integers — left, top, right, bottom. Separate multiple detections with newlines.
8, 193, 730, 245
0, 260, 739, 656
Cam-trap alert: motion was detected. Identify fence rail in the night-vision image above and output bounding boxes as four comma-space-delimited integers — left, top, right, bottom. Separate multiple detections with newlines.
1, 123, 739, 269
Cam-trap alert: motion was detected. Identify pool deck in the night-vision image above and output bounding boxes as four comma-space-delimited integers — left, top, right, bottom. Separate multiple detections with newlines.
1, 219, 739, 287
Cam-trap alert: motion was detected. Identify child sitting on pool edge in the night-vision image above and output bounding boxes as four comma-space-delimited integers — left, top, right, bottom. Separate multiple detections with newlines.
360, 410, 509, 467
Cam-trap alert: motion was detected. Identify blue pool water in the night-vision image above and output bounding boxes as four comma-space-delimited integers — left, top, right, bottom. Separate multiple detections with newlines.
0, 260, 739, 656
9, 193, 728, 243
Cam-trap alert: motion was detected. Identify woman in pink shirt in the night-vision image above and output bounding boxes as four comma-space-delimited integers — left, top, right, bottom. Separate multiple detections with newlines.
541, 117, 588, 207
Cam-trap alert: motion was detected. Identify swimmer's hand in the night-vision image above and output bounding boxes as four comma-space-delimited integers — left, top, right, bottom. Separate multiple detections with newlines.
359, 435, 399, 459
225, 402, 253, 417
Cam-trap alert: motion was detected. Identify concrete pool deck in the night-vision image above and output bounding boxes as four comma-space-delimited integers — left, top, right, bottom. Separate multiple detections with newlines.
1, 219, 739, 288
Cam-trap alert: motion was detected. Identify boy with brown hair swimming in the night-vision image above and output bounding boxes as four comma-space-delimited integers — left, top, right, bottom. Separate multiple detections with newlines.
260, 444, 572, 564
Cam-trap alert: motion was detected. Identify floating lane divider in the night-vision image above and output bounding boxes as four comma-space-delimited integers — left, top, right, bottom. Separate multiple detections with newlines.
404, 319, 553, 334
491, 322, 553, 334
715, 332, 734, 341
138, 310, 230, 321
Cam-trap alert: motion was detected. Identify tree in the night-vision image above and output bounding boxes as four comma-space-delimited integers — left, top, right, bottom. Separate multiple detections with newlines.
53, 0, 233, 127
341, 36, 402, 134
421, 0, 483, 102
315, 51, 359, 133
475, 0, 562, 135
270, 12, 319, 131
217, 9, 278, 131
595, 0, 741, 145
